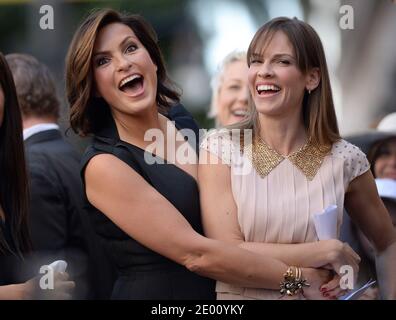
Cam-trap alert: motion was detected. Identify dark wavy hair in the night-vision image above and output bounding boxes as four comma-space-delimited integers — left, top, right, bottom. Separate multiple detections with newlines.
66, 8, 181, 136
0, 52, 31, 257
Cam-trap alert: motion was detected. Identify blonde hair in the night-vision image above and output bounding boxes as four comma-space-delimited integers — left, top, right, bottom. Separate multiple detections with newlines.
208, 50, 247, 124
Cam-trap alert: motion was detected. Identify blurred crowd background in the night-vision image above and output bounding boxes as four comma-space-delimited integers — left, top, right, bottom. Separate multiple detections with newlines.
1, 0, 396, 151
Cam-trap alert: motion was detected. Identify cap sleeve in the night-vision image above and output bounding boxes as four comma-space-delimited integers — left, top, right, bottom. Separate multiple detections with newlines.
342, 140, 371, 184
200, 130, 234, 166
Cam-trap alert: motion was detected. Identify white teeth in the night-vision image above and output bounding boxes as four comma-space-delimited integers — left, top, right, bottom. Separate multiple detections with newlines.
257, 84, 281, 92
233, 110, 248, 116
119, 74, 142, 88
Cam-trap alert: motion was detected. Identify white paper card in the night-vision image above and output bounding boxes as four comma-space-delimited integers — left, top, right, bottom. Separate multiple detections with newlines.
48, 260, 68, 273
313, 204, 338, 240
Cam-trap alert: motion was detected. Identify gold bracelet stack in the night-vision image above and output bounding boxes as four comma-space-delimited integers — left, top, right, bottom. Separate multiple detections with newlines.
280, 266, 310, 296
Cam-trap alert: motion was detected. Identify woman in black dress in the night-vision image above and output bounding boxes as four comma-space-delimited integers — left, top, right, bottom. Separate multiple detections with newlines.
65, 9, 358, 299
0, 53, 74, 299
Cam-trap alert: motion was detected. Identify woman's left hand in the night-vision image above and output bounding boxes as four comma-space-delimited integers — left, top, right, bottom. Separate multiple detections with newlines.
301, 267, 333, 300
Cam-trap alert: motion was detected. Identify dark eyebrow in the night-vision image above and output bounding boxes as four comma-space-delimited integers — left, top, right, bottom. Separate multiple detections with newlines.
272, 53, 295, 60
250, 53, 295, 60
93, 36, 136, 57
250, 53, 262, 59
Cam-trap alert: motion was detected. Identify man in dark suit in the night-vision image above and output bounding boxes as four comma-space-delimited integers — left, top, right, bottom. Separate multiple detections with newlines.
6, 53, 114, 299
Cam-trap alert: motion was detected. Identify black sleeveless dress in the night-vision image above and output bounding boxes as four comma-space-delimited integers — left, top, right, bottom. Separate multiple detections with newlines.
80, 104, 215, 300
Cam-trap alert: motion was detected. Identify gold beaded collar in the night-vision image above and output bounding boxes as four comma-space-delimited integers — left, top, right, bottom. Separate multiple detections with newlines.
245, 137, 331, 180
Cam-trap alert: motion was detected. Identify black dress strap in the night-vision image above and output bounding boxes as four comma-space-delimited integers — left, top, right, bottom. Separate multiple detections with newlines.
80, 103, 199, 185
97, 139, 151, 183
168, 103, 200, 152
80, 139, 152, 188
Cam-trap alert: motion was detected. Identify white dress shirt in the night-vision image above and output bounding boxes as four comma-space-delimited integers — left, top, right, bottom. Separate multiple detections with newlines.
23, 123, 60, 141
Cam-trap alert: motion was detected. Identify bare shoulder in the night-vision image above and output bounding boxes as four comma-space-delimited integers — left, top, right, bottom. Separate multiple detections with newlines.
86, 153, 121, 172
84, 153, 141, 189
85, 153, 129, 176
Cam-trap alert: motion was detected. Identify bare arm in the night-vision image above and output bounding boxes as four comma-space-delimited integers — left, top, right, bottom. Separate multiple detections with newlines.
345, 170, 396, 299
0, 284, 27, 300
198, 149, 359, 273
85, 154, 291, 289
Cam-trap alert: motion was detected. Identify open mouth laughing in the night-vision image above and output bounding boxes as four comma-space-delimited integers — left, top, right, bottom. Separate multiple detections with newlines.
231, 108, 249, 118
118, 73, 145, 97
256, 83, 281, 97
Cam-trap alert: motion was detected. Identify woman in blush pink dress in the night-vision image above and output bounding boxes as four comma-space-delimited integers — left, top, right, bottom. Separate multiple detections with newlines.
199, 17, 396, 300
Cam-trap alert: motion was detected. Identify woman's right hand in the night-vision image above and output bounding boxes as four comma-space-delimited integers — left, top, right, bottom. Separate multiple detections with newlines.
312, 239, 360, 281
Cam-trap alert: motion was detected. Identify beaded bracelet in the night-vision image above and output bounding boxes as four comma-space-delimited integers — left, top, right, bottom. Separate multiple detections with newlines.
280, 266, 310, 296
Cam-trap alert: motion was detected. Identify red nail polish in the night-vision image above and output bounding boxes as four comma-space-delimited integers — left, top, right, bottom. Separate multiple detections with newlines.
323, 292, 329, 297
320, 287, 326, 292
